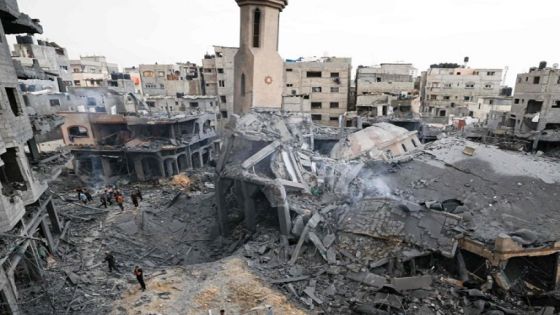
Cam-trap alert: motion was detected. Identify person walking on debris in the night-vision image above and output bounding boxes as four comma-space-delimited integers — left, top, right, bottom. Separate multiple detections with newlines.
115, 192, 125, 211
84, 189, 93, 202
79, 191, 88, 205
99, 194, 108, 208
105, 188, 113, 205
104, 252, 118, 272
134, 187, 143, 201
131, 192, 139, 208
134, 266, 146, 291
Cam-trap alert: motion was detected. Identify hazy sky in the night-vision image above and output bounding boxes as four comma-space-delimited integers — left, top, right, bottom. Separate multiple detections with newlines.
12, 0, 560, 86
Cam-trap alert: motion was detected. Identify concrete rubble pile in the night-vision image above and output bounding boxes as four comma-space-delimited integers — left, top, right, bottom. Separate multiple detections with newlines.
216, 111, 560, 314
16, 168, 238, 314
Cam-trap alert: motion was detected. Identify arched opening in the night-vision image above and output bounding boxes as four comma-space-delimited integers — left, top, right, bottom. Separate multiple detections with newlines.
141, 157, 162, 179
192, 152, 201, 169
241, 73, 246, 96
253, 8, 261, 48
178, 154, 188, 171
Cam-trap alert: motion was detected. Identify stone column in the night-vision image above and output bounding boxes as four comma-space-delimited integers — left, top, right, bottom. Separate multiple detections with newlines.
40, 218, 55, 252
46, 199, 62, 234
0, 268, 21, 315
24, 242, 43, 281
241, 181, 257, 232
133, 157, 145, 181
27, 138, 40, 162
173, 159, 179, 175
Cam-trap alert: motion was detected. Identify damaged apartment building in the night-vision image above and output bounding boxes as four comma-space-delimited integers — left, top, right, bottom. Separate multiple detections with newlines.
201, 46, 238, 119
283, 57, 352, 127
352, 63, 422, 131
139, 62, 215, 115
508, 61, 560, 150
0, 2, 65, 314
60, 111, 219, 185
420, 59, 505, 121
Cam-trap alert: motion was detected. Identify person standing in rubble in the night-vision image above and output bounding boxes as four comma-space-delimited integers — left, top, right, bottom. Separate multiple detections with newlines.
134, 187, 143, 201
104, 252, 118, 272
105, 188, 113, 206
131, 192, 139, 208
115, 192, 125, 211
79, 191, 88, 205
84, 189, 93, 202
99, 194, 108, 208
134, 266, 146, 291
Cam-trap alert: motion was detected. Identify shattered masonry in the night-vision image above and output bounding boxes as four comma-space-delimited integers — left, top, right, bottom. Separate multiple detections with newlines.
0, 2, 66, 314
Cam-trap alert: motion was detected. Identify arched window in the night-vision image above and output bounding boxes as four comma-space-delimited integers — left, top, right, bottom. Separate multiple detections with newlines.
253, 8, 261, 48
241, 73, 246, 96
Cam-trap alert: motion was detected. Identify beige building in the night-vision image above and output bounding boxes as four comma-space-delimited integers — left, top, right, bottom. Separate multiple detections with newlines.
233, 0, 287, 113
12, 35, 73, 88
421, 65, 503, 118
145, 95, 218, 115
201, 46, 238, 119
284, 57, 352, 126
468, 96, 512, 123
508, 63, 560, 140
356, 63, 416, 96
70, 56, 118, 87
139, 62, 202, 97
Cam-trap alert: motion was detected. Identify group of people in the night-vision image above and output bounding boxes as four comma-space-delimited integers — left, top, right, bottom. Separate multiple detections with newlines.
96, 186, 142, 211
76, 188, 93, 205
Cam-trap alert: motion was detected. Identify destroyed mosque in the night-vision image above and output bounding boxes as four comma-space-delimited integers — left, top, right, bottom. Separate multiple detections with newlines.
0, 0, 560, 314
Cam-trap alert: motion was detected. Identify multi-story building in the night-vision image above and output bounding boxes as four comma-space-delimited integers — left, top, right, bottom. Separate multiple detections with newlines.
356, 63, 416, 96
0, 2, 64, 313
60, 111, 219, 184
124, 66, 143, 94
12, 35, 73, 89
283, 57, 352, 126
468, 96, 512, 123
145, 95, 218, 115
421, 64, 503, 118
138, 62, 202, 97
70, 56, 118, 87
508, 62, 560, 142
201, 46, 238, 119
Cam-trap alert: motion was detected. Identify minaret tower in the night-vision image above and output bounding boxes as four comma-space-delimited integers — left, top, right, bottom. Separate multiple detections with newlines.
233, 0, 288, 114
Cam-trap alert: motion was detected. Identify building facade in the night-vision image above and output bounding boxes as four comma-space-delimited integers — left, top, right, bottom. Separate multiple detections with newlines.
421, 65, 503, 118
508, 63, 560, 140
284, 57, 352, 126
70, 56, 118, 87
356, 63, 416, 96
201, 46, 238, 119
60, 112, 219, 184
138, 62, 202, 97
145, 95, 218, 115
468, 96, 512, 123
12, 35, 73, 89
